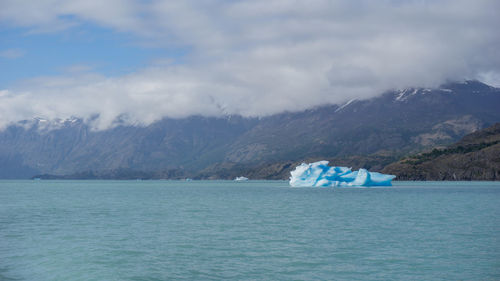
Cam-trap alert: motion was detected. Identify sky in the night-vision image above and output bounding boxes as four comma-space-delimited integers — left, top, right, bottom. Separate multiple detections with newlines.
0, 0, 499, 130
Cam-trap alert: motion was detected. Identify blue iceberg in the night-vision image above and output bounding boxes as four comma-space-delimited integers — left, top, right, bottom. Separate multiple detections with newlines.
289, 161, 396, 187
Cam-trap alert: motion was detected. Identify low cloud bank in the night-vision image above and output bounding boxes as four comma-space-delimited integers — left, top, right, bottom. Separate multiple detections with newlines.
1, 0, 499, 129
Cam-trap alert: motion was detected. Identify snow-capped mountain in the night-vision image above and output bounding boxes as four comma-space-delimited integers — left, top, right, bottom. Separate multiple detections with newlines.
0, 80, 499, 179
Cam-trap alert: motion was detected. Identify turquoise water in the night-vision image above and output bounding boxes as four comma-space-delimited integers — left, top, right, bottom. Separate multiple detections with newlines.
1, 180, 499, 280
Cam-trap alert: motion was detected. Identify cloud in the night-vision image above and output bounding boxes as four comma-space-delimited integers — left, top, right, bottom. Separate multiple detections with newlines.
0, 48, 25, 59
477, 71, 500, 87
62, 64, 94, 73
0, 0, 499, 129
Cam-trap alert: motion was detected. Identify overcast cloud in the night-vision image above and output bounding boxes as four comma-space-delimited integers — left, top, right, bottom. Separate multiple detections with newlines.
1, 0, 499, 129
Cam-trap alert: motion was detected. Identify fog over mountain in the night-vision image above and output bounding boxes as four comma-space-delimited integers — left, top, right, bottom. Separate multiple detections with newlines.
1, 0, 500, 129
1, 80, 498, 179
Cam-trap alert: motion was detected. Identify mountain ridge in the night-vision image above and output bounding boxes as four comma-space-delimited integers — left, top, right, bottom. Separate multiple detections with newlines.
1, 80, 499, 179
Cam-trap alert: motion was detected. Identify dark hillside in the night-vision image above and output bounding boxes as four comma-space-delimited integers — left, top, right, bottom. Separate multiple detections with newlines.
382, 123, 500, 180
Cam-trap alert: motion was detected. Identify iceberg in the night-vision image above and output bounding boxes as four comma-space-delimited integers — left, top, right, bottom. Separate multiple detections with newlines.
289, 161, 395, 187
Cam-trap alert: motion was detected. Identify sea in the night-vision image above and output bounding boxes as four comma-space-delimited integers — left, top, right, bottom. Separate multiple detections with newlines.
1, 180, 499, 281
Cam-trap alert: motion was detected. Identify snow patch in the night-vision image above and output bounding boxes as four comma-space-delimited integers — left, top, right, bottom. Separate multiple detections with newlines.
335, 99, 357, 112
395, 88, 419, 101
439, 88, 453, 93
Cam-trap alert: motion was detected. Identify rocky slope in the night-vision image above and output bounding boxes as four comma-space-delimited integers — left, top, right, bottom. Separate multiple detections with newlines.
382, 123, 500, 180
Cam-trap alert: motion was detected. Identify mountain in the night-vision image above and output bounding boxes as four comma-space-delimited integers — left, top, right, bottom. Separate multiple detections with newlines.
0, 80, 499, 179
224, 80, 499, 164
0, 116, 257, 178
382, 123, 500, 180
